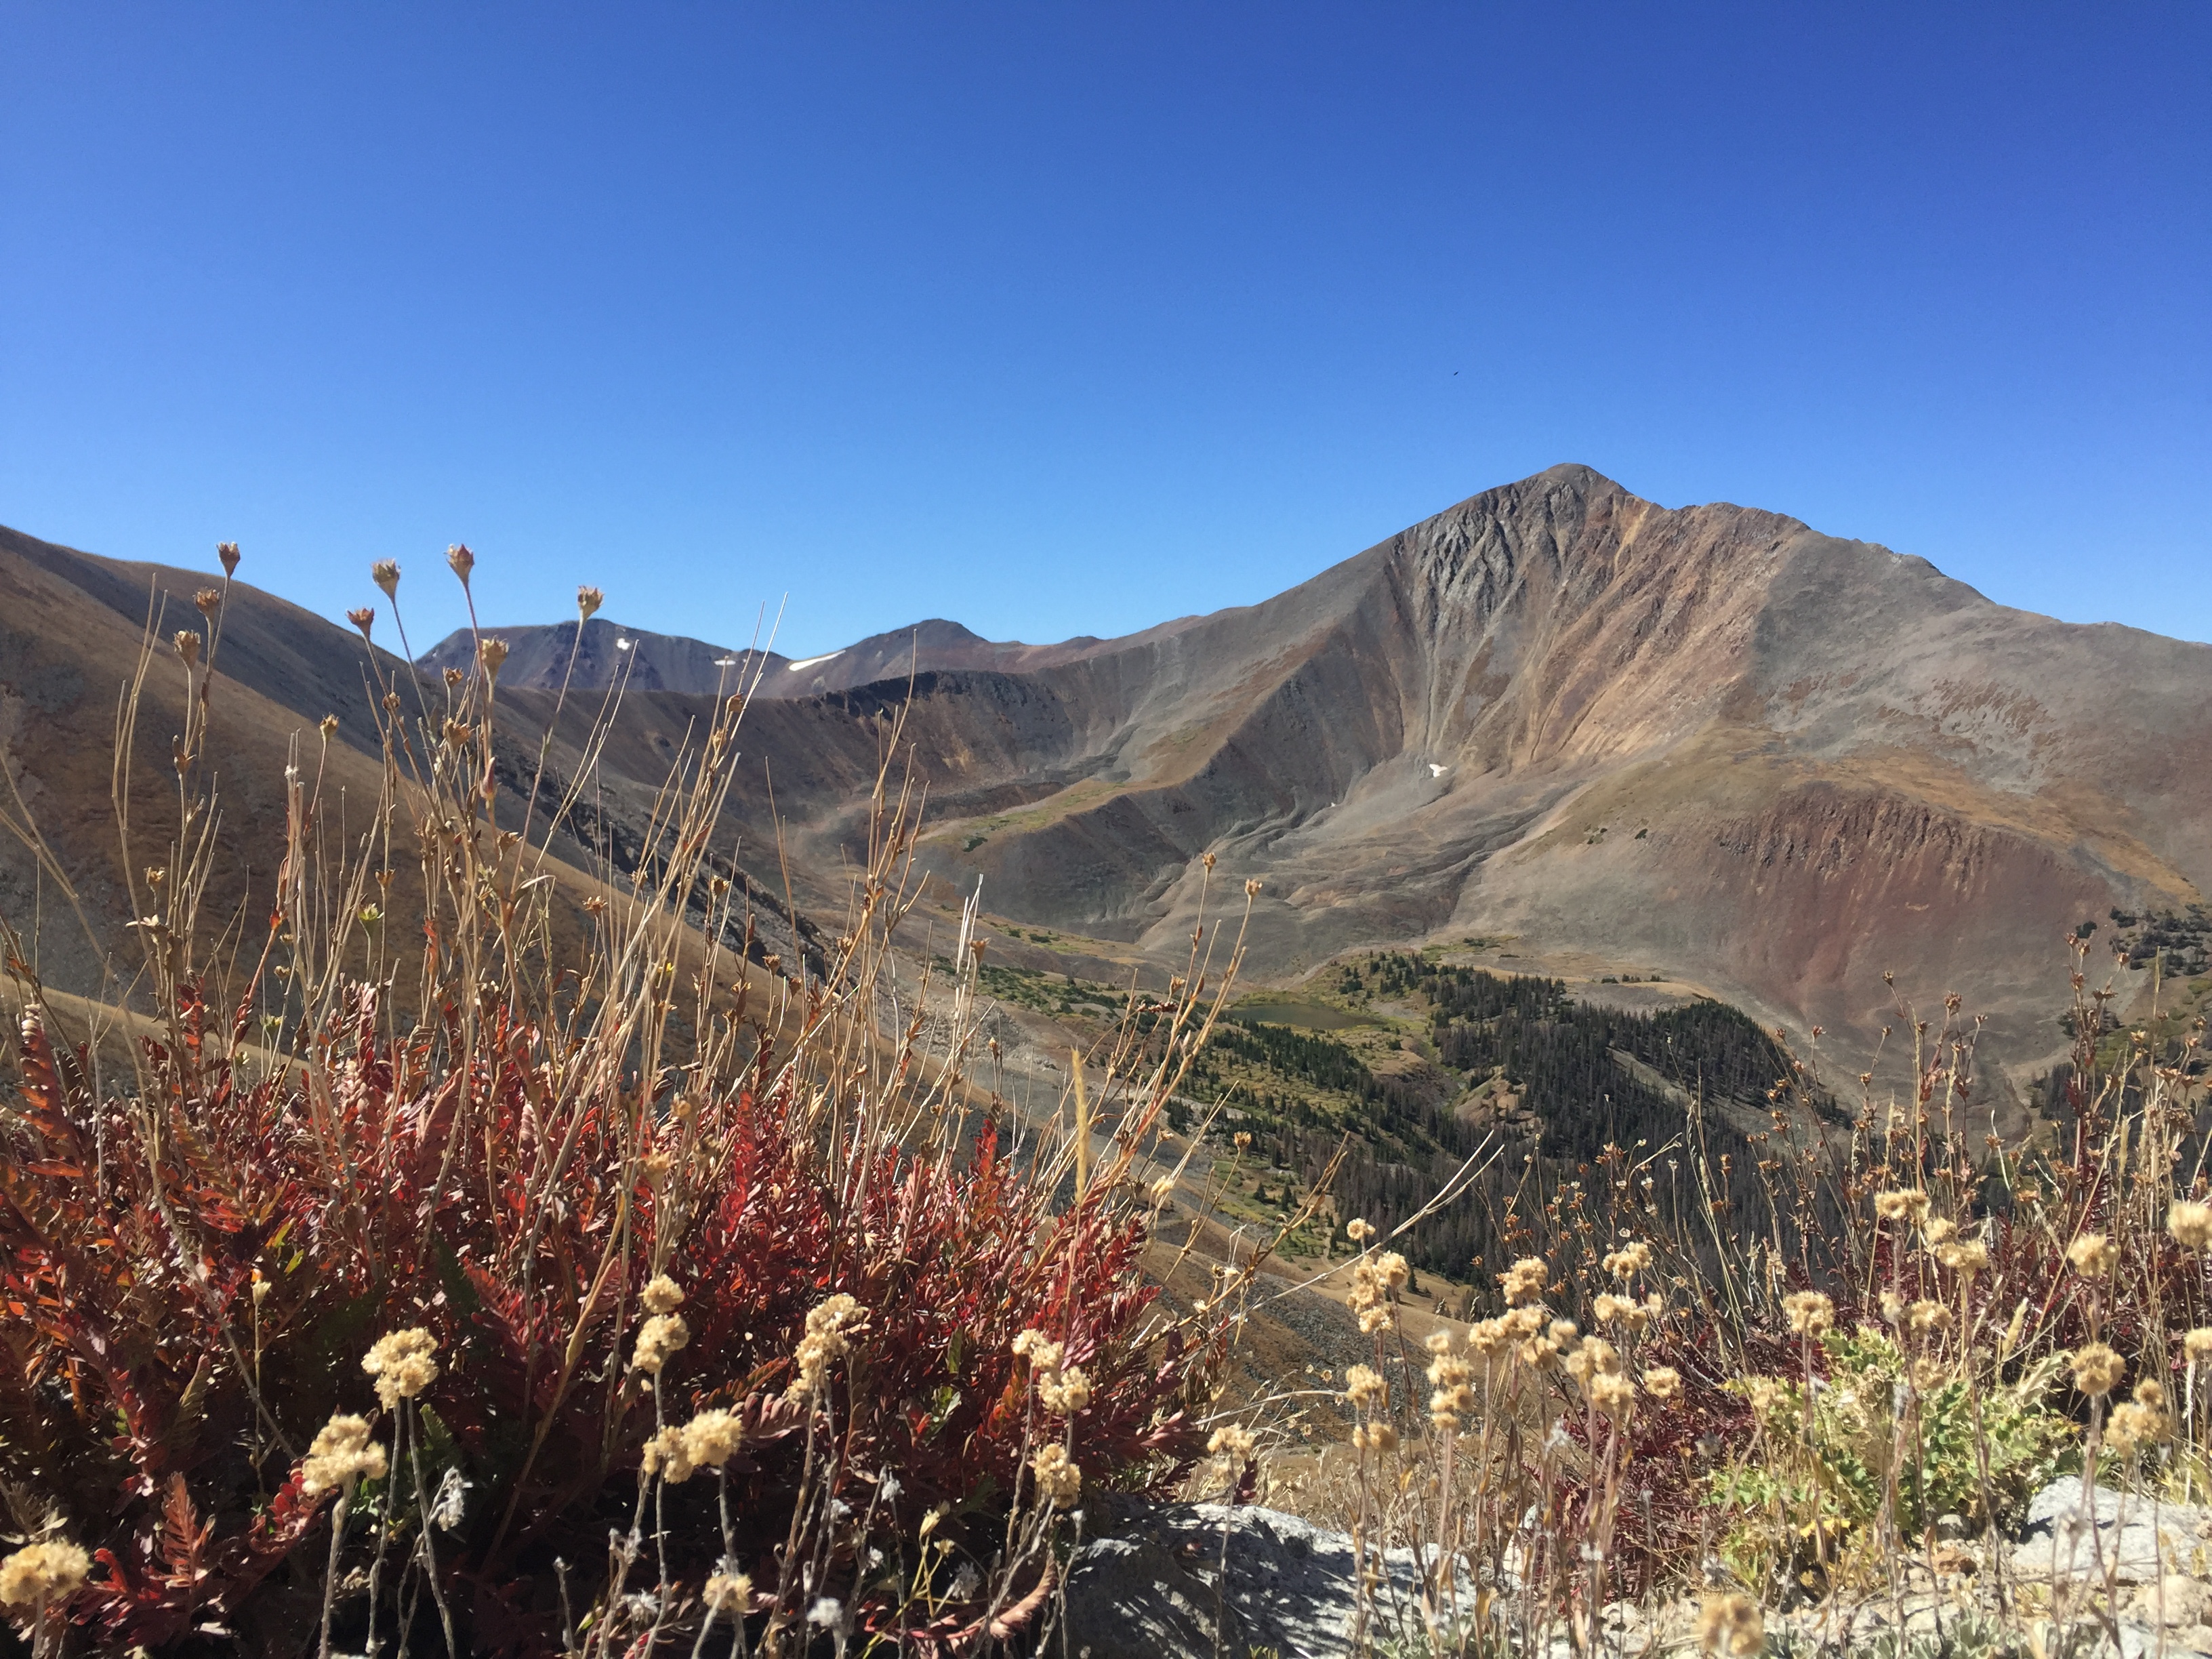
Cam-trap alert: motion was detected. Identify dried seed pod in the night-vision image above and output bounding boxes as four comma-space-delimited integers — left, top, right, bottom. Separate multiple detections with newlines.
0, 1539, 91, 1609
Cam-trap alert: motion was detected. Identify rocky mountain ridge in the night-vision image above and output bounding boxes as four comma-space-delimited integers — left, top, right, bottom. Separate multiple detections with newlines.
415, 613, 1174, 700
6, 465, 2208, 1095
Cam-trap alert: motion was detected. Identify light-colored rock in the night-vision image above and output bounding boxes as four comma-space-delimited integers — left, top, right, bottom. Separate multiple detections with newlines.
1064, 1481, 2212, 1659
1061, 1502, 1469, 1659
2158, 1574, 2211, 1629
2013, 1477, 2212, 1586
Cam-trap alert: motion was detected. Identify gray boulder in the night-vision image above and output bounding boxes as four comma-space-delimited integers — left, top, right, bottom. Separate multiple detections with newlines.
1061, 1502, 1467, 1659
2012, 1476, 2212, 1586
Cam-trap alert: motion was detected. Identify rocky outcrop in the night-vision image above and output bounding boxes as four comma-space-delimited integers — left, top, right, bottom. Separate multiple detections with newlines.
1065, 1481, 2212, 1659
1062, 1502, 1462, 1659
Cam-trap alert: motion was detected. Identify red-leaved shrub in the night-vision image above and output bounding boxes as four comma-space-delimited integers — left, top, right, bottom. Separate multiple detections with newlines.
0, 560, 1240, 1657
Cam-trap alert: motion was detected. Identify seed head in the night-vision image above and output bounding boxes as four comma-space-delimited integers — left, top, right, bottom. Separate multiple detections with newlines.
1589, 1372, 1636, 1420
641, 1274, 685, 1315
1873, 1189, 1927, 1223
480, 636, 510, 678
1936, 1237, 1989, 1275
681, 1409, 743, 1469
2186, 1328, 2212, 1361
301, 1412, 388, 1494
372, 560, 401, 599
175, 629, 202, 668
1208, 1424, 1257, 1462
217, 541, 241, 576
1782, 1291, 1833, 1337
1353, 1420, 1399, 1453
2108, 1399, 2173, 1455
578, 585, 605, 621
1010, 1328, 1065, 1375
1427, 1351, 1472, 1388
1566, 1336, 1622, 1385
704, 1572, 752, 1613
2070, 1341, 2125, 1398
786, 1294, 866, 1401
1904, 1299, 1951, 1337
1344, 1364, 1387, 1409
1696, 1593, 1764, 1658
1499, 1256, 1549, 1306
1602, 1240, 1653, 1278
363, 1328, 439, 1408
2171, 1202, 2212, 1252
1376, 1252, 1410, 1291
1029, 1443, 1081, 1508
447, 544, 475, 584
0, 1540, 90, 1610
1466, 1318, 1509, 1357
1594, 1292, 1649, 1332
194, 586, 222, 618
2068, 1233, 2118, 1277
1345, 1218, 1375, 1245
1244, 877, 1263, 897
1038, 1366, 1092, 1415
1501, 1306, 1546, 1338
1643, 1366, 1682, 1402
641, 1425, 696, 1483
631, 1313, 691, 1376
1517, 1336, 1563, 1371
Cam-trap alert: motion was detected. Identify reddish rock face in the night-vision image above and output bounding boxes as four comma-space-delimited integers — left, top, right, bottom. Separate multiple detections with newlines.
7, 464, 2209, 1098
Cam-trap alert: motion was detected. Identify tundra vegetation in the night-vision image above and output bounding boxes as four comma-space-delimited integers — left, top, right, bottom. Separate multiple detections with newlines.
1, 547, 2208, 1659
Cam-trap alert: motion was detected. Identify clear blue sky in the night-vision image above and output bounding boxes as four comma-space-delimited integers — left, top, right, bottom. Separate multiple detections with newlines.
5, 3, 2207, 655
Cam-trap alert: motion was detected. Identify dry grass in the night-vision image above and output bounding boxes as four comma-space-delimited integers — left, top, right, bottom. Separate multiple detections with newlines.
1234, 947, 2210, 1656
0, 548, 1279, 1658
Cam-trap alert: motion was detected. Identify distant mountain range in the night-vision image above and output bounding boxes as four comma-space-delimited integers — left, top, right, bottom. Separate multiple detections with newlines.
7, 464, 2209, 1097
414, 613, 1170, 700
